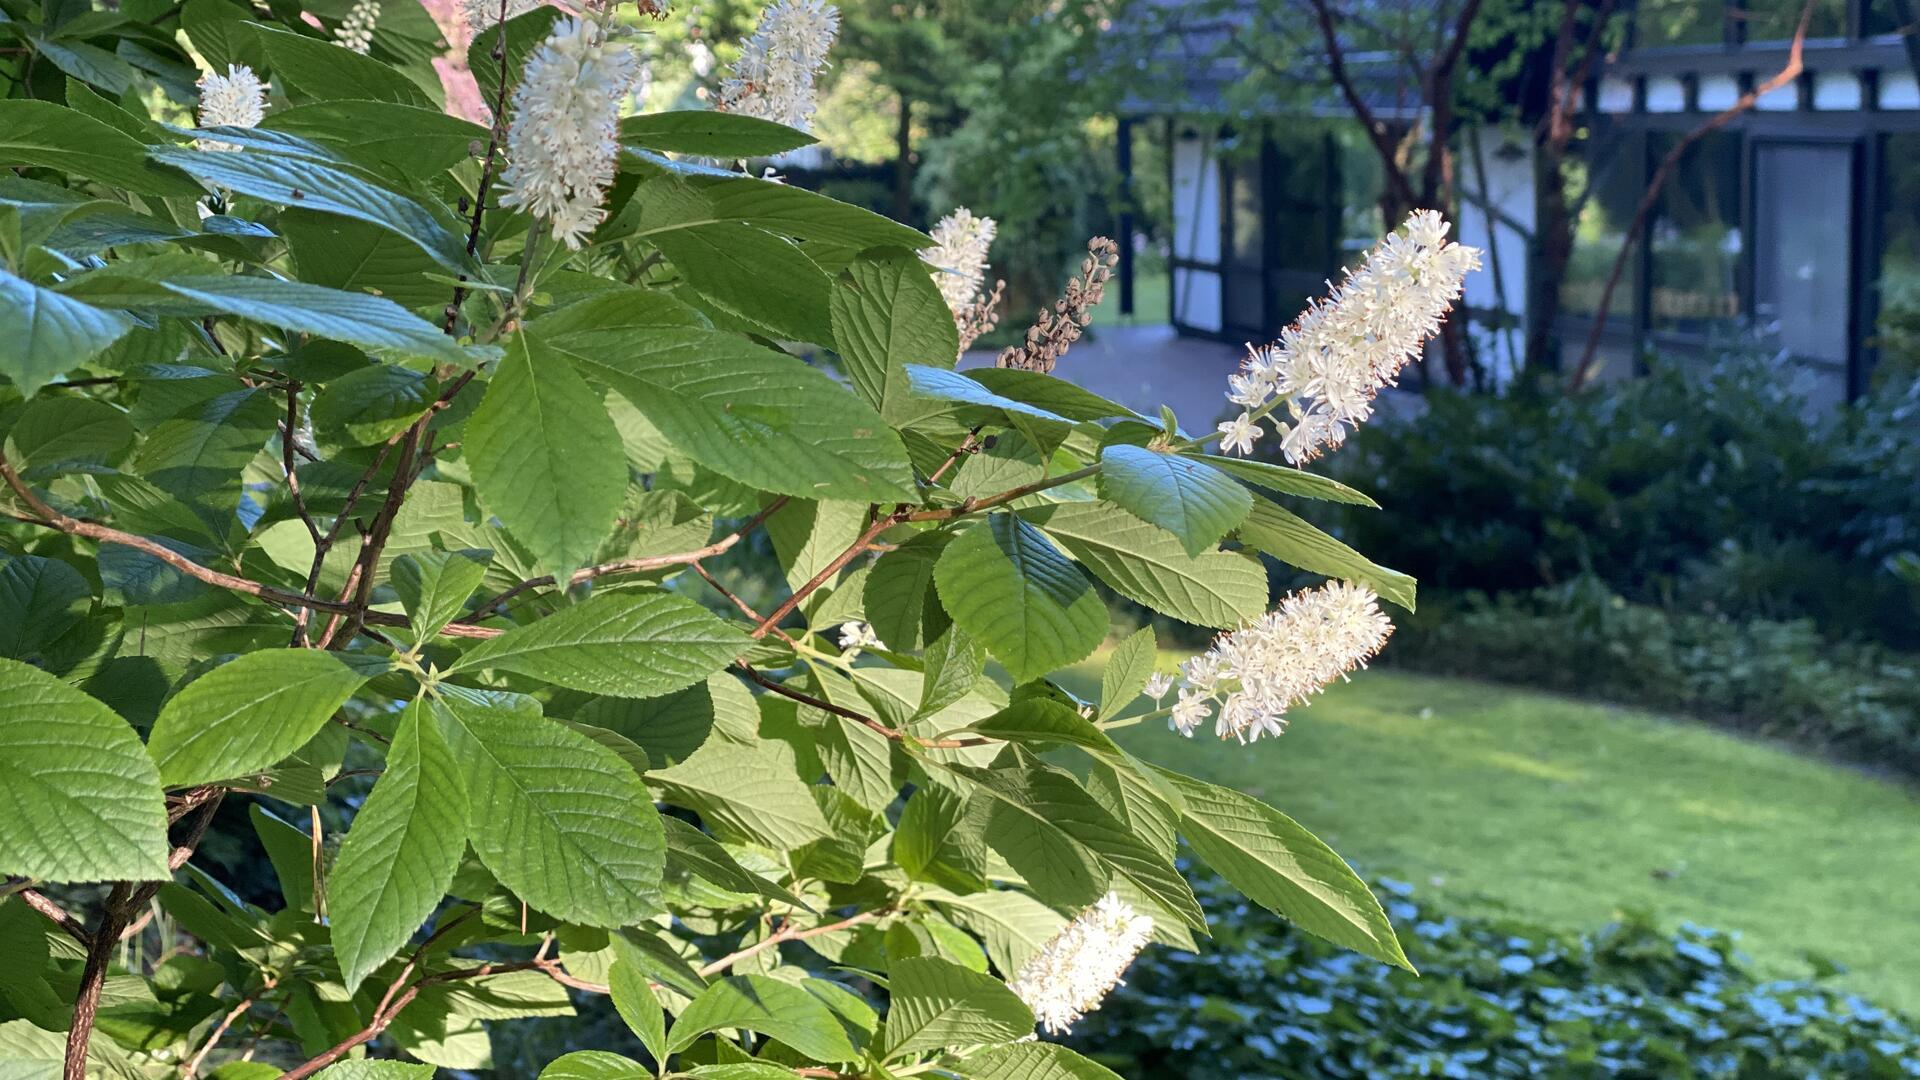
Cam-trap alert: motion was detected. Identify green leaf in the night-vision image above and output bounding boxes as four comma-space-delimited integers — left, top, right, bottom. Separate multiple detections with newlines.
931, 888, 1064, 977
964, 1043, 1125, 1080
549, 326, 917, 504
765, 498, 868, 594
0, 268, 134, 398
3, 392, 134, 479
1234, 495, 1416, 611
1186, 451, 1378, 507
0, 658, 169, 883
648, 740, 832, 851
250, 24, 436, 107
963, 368, 1146, 423
655, 222, 834, 342
917, 624, 983, 719
467, 6, 565, 108
310, 363, 431, 446
1161, 767, 1411, 970
453, 590, 744, 698
147, 651, 387, 787
249, 804, 317, 913
608, 935, 668, 1065
830, 248, 960, 421
667, 975, 858, 1062
181, 0, 264, 76
281, 210, 449, 308
0, 556, 90, 662
1028, 501, 1267, 629
663, 816, 808, 908
0, 100, 204, 197
881, 956, 1033, 1058
127, 384, 281, 526
901, 365, 1075, 448
433, 693, 665, 927
619, 111, 816, 157
933, 514, 1105, 684
160, 275, 476, 365
329, 701, 466, 992
536, 1051, 650, 1080
390, 550, 491, 642
814, 709, 897, 814
636, 173, 930, 254
1098, 626, 1157, 722
1097, 445, 1251, 556
263, 102, 489, 178
892, 782, 988, 893
147, 147, 473, 273
863, 530, 951, 652
466, 332, 627, 574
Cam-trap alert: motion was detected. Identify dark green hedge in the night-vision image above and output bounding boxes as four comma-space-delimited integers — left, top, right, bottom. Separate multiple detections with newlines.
1065, 870, 1920, 1079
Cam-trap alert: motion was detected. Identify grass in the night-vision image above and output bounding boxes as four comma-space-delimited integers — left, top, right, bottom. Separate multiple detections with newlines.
1087, 269, 1169, 327
1055, 664, 1920, 1012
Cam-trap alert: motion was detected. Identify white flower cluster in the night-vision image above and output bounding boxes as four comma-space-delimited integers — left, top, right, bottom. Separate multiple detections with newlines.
194, 64, 266, 151
920, 207, 996, 314
836, 621, 882, 651
718, 0, 840, 132
334, 0, 380, 54
498, 17, 637, 250
1009, 892, 1154, 1036
1169, 581, 1393, 744
459, 0, 543, 34
1216, 210, 1481, 463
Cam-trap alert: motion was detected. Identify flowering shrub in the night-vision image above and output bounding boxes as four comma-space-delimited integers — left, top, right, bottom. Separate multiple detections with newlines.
0, 2, 1472, 1077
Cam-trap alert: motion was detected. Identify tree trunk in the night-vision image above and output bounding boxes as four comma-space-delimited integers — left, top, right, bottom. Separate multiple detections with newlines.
1526, 142, 1573, 374
892, 91, 913, 223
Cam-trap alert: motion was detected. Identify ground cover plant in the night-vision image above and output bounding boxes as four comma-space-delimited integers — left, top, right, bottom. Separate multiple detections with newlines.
0, 0, 1481, 1076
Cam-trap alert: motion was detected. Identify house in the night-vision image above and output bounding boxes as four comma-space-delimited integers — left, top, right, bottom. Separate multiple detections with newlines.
1112, 0, 1918, 402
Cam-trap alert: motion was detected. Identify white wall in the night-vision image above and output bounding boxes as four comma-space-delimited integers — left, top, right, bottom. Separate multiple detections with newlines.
1457, 127, 1533, 385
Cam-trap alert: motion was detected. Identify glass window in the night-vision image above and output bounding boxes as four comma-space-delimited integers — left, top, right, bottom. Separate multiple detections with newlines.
1636, 0, 1725, 45
1563, 135, 1643, 324
1738, 0, 1849, 39
1648, 132, 1743, 337
1866, 0, 1914, 36
1753, 143, 1852, 364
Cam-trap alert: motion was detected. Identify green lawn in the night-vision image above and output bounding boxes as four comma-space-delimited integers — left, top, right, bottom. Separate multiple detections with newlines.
1057, 665, 1920, 1012
1087, 269, 1169, 327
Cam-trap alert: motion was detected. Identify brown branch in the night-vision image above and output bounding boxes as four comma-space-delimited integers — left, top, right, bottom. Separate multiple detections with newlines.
749, 512, 897, 639
183, 992, 259, 1078
468, 497, 790, 621
1305, 0, 1419, 210
695, 908, 889, 978
63, 884, 130, 1080
444, 2, 517, 334
1568, 0, 1813, 389
18, 889, 89, 945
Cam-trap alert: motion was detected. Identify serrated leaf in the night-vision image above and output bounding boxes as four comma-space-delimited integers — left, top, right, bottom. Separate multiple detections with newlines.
147, 651, 387, 787
1028, 501, 1266, 629
264, 102, 489, 178
766, 498, 868, 594
648, 740, 831, 851
312, 364, 431, 447
652, 222, 833, 342
964, 1042, 1126, 1080
934, 514, 1105, 684
0, 658, 169, 882
1097, 445, 1251, 556
0, 100, 204, 197
1161, 767, 1411, 970
4, 395, 135, 477
663, 816, 808, 908
667, 975, 858, 1062
830, 248, 960, 421
147, 147, 472, 273
917, 624, 983, 719
536, 1051, 649, 1080
1234, 495, 1417, 611
901, 365, 1074, 449
893, 783, 988, 894
619, 111, 816, 157
329, 701, 466, 992
863, 530, 951, 652
314, 1063, 436, 1078
1186, 451, 1378, 507
1098, 626, 1157, 721
635, 173, 930, 254
281, 210, 449, 308
127, 384, 281, 527
389, 550, 491, 642
0, 267, 134, 398
932, 888, 1065, 977
249, 804, 317, 913
0, 555, 89, 662
550, 325, 917, 504
466, 332, 627, 574
881, 956, 1033, 1057
962, 368, 1147, 423
249, 23, 435, 107
160, 275, 475, 365
433, 693, 664, 927
608, 935, 668, 1065
453, 589, 745, 698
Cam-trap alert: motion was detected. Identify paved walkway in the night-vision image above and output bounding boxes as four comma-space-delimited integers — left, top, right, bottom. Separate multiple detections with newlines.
960, 323, 1246, 434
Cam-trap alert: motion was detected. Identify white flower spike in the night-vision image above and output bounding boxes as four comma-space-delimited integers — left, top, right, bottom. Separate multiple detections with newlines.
335, 0, 380, 54
719, 0, 841, 132
498, 16, 637, 250
921, 207, 997, 314
1168, 581, 1393, 744
1009, 892, 1154, 1035
1222, 210, 1480, 463
194, 64, 266, 152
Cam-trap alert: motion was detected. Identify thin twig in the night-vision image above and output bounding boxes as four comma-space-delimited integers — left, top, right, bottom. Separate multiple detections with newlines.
18, 889, 89, 945
695, 908, 889, 977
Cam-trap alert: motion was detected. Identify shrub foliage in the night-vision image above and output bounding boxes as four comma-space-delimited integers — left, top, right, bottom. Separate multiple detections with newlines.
0, 4, 1422, 1077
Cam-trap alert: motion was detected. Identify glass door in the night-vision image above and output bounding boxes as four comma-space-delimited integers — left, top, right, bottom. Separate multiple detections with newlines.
1753, 142, 1854, 388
